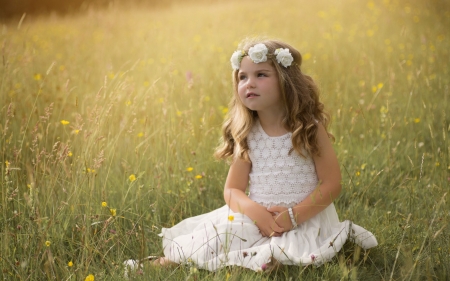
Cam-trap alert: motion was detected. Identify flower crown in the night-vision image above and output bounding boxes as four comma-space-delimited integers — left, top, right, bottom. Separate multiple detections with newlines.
230, 43, 294, 70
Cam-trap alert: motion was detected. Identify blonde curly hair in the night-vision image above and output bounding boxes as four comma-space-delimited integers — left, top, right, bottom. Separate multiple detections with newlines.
215, 37, 333, 162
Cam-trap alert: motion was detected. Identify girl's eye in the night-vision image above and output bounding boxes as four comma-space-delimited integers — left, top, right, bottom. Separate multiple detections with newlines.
239, 75, 247, 80
258, 73, 267, 77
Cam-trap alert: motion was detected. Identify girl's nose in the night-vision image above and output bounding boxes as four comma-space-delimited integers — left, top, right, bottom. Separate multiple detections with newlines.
246, 77, 256, 88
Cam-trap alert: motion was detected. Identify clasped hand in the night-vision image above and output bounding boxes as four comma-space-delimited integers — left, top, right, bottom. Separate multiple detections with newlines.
268, 206, 294, 236
254, 205, 293, 237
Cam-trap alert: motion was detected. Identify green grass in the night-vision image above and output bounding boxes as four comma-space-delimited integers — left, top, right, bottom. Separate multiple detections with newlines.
1, 0, 449, 279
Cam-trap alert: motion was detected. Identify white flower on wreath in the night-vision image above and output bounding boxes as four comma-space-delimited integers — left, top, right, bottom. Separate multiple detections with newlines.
248, 43, 268, 64
275, 48, 294, 68
230, 50, 245, 70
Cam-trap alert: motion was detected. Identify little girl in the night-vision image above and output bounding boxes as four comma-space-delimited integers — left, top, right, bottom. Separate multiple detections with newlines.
125, 38, 377, 273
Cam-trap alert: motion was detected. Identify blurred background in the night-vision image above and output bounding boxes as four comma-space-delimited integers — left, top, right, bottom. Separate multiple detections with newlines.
0, 0, 220, 19
0, 0, 448, 20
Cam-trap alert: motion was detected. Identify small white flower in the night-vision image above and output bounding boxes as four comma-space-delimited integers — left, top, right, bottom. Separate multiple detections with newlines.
275, 48, 294, 67
230, 50, 244, 70
248, 43, 268, 64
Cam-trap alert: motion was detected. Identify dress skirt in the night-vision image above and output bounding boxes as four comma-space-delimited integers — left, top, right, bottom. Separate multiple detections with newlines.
160, 203, 377, 272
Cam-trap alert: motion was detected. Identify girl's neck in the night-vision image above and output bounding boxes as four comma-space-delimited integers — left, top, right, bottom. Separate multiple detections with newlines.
257, 111, 288, 137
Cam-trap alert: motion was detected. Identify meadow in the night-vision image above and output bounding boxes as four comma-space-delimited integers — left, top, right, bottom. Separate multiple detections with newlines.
0, 0, 449, 279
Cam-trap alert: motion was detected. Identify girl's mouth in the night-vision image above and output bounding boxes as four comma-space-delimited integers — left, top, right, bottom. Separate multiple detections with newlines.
246, 93, 259, 98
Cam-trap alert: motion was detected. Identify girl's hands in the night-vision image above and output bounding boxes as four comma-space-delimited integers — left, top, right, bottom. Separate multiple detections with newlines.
267, 206, 293, 231
252, 205, 284, 237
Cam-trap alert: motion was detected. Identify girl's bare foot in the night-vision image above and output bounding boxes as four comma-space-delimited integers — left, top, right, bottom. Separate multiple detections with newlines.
124, 256, 175, 278
151, 257, 176, 267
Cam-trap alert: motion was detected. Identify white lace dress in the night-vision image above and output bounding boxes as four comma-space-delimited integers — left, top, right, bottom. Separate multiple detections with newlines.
160, 120, 377, 271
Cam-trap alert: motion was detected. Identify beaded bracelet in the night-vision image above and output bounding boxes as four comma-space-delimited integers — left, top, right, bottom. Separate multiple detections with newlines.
288, 208, 298, 229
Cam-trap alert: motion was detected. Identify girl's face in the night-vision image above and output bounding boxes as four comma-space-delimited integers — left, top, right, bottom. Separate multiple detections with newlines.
237, 56, 283, 114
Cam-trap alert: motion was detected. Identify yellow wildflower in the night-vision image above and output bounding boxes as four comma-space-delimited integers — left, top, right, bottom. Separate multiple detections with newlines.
355, 171, 361, 176
137, 132, 144, 138
195, 175, 203, 179
414, 118, 420, 123
125, 100, 131, 106
228, 215, 234, 221
380, 106, 388, 114
303, 53, 312, 61
435, 162, 440, 167
74, 129, 80, 134
60, 120, 70, 125
68, 261, 73, 267
317, 11, 327, 18
45, 241, 51, 247
101, 201, 107, 207
33, 73, 42, 81
68, 152, 73, 157
110, 209, 117, 217
186, 167, 194, 172
85, 274, 94, 281
5, 161, 10, 168
129, 174, 136, 182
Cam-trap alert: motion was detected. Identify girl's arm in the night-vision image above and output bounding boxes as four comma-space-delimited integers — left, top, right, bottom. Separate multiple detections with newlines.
268, 123, 342, 229
224, 158, 284, 237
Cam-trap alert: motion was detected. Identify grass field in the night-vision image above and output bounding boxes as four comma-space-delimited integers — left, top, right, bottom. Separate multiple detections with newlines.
1, 0, 449, 279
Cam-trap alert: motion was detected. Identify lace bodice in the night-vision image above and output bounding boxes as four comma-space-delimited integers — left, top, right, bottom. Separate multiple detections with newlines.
248, 120, 318, 208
